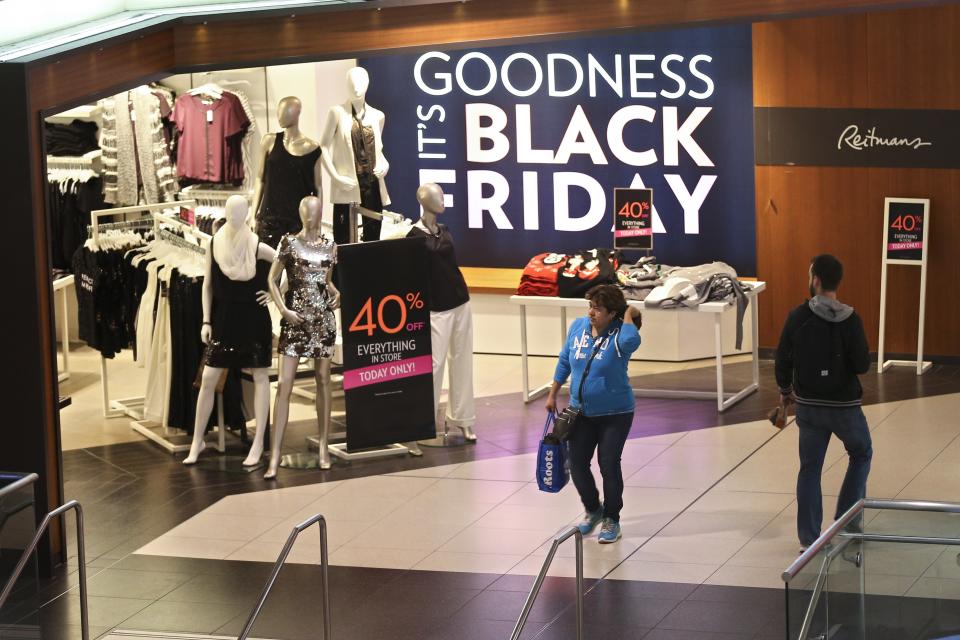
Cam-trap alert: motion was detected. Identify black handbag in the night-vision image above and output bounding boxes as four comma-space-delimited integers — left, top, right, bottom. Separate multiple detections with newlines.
552, 338, 602, 440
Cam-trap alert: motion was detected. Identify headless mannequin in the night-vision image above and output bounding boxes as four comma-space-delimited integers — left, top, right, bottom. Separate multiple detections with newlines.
184, 196, 276, 465
250, 97, 323, 245
266, 196, 340, 478
413, 183, 477, 442
320, 67, 390, 244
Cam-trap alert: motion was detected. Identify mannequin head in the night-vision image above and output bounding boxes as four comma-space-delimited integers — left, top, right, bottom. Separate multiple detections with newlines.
346, 67, 370, 104
277, 96, 302, 129
416, 183, 445, 216
224, 195, 249, 231
299, 195, 323, 234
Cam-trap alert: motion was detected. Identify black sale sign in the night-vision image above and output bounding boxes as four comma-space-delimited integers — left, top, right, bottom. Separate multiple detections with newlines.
885, 200, 926, 262
613, 188, 654, 251
338, 237, 436, 450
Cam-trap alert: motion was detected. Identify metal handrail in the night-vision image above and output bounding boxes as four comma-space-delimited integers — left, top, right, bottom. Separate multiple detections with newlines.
782, 498, 960, 640
0, 500, 88, 640
237, 513, 330, 640
784, 498, 960, 581
509, 525, 583, 640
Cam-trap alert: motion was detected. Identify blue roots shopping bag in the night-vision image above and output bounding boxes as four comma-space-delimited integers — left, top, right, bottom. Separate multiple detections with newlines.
536, 413, 570, 493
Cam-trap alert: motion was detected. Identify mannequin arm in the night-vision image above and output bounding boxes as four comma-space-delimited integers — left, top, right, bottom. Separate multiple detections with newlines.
326, 244, 340, 309
268, 251, 303, 325
356, 205, 403, 223
249, 133, 276, 225
319, 108, 358, 191
374, 110, 388, 179
313, 156, 324, 201
256, 241, 277, 263
201, 248, 213, 344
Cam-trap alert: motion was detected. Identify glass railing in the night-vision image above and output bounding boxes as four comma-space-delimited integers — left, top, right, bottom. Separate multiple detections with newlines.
783, 499, 960, 640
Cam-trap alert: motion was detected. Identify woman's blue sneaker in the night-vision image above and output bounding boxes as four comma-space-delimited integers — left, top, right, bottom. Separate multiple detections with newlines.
576, 509, 603, 536
598, 518, 621, 544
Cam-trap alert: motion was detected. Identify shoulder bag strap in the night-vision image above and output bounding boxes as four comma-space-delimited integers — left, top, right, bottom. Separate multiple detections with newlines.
576, 332, 606, 405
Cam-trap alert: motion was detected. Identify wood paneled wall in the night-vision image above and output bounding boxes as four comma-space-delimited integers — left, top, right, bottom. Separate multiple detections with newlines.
753, 5, 960, 356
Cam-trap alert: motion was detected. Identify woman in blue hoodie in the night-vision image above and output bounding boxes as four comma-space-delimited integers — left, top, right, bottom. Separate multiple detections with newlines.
546, 285, 641, 543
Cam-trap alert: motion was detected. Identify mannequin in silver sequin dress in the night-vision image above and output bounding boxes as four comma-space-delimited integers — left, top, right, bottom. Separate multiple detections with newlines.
265, 195, 340, 478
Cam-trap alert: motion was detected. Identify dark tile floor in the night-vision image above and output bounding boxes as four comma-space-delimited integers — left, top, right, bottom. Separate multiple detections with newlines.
2, 360, 959, 639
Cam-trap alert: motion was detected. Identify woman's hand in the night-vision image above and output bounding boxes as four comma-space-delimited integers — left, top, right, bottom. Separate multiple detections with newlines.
545, 392, 558, 414
624, 304, 642, 328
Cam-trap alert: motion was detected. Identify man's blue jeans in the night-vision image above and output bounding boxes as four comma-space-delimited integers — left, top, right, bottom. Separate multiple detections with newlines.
796, 404, 873, 546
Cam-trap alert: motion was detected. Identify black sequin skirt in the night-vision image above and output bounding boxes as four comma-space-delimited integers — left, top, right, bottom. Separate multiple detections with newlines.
205, 301, 273, 369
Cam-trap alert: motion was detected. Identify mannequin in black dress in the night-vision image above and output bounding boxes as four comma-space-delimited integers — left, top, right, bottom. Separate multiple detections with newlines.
184, 196, 277, 465
252, 97, 323, 249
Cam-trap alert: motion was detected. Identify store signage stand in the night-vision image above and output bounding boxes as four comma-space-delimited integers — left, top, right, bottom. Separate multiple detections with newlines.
332, 222, 435, 462
877, 197, 932, 375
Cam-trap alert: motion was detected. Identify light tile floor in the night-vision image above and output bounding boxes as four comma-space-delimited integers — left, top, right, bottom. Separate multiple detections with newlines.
135, 391, 960, 598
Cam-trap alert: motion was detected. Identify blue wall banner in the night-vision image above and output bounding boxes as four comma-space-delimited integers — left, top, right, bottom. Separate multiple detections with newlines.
360, 24, 755, 274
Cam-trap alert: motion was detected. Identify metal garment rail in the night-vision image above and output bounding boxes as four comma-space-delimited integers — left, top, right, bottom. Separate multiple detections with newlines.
783, 498, 960, 640
0, 498, 88, 640
509, 525, 584, 640
237, 513, 331, 640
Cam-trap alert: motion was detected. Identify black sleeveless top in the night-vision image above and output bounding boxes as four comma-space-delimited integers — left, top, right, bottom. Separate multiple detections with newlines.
206, 240, 273, 369
256, 130, 321, 246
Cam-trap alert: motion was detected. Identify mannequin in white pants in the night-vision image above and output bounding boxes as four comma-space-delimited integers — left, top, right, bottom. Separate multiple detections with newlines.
408, 183, 476, 441
184, 196, 276, 466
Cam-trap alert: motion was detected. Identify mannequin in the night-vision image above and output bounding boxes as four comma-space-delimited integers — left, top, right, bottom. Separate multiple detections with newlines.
408, 183, 477, 441
184, 195, 276, 465
252, 96, 323, 249
320, 67, 390, 244
266, 195, 340, 478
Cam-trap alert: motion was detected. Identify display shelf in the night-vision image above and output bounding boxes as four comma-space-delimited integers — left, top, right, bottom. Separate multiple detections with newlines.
44, 105, 101, 124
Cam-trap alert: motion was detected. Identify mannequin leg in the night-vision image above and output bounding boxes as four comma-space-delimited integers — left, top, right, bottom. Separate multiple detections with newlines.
242, 368, 271, 466
430, 309, 452, 423
265, 355, 300, 479
446, 302, 477, 441
315, 358, 333, 470
184, 365, 225, 465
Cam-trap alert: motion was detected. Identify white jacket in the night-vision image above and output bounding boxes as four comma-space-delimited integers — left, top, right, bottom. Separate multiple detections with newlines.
320, 101, 390, 206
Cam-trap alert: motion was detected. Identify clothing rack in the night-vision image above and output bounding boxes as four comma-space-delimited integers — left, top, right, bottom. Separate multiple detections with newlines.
180, 186, 252, 209
86, 218, 153, 237
156, 229, 206, 255
54, 275, 75, 383
88, 201, 196, 418
47, 150, 102, 180
133, 215, 232, 456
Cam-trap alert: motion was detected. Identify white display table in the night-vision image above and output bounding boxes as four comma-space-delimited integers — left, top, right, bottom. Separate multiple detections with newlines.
509, 281, 766, 412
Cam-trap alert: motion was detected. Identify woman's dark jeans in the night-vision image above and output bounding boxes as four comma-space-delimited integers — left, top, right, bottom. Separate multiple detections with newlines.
568, 412, 634, 522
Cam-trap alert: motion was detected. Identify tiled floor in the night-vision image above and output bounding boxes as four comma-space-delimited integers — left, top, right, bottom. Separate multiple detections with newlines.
132, 391, 960, 598
4, 351, 959, 639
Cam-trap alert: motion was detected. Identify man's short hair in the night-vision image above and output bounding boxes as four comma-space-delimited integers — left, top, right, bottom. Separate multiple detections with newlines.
811, 254, 843, 291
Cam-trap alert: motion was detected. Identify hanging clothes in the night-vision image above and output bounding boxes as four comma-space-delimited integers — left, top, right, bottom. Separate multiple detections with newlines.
99, 88, 178, 206
172, 91, 250, 185
224, 89, 259, 192
72, 231, 148, 359
47, 178, 105, 272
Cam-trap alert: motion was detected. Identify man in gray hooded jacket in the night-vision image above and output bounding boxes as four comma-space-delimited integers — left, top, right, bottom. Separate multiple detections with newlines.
775, 254, 872, 549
